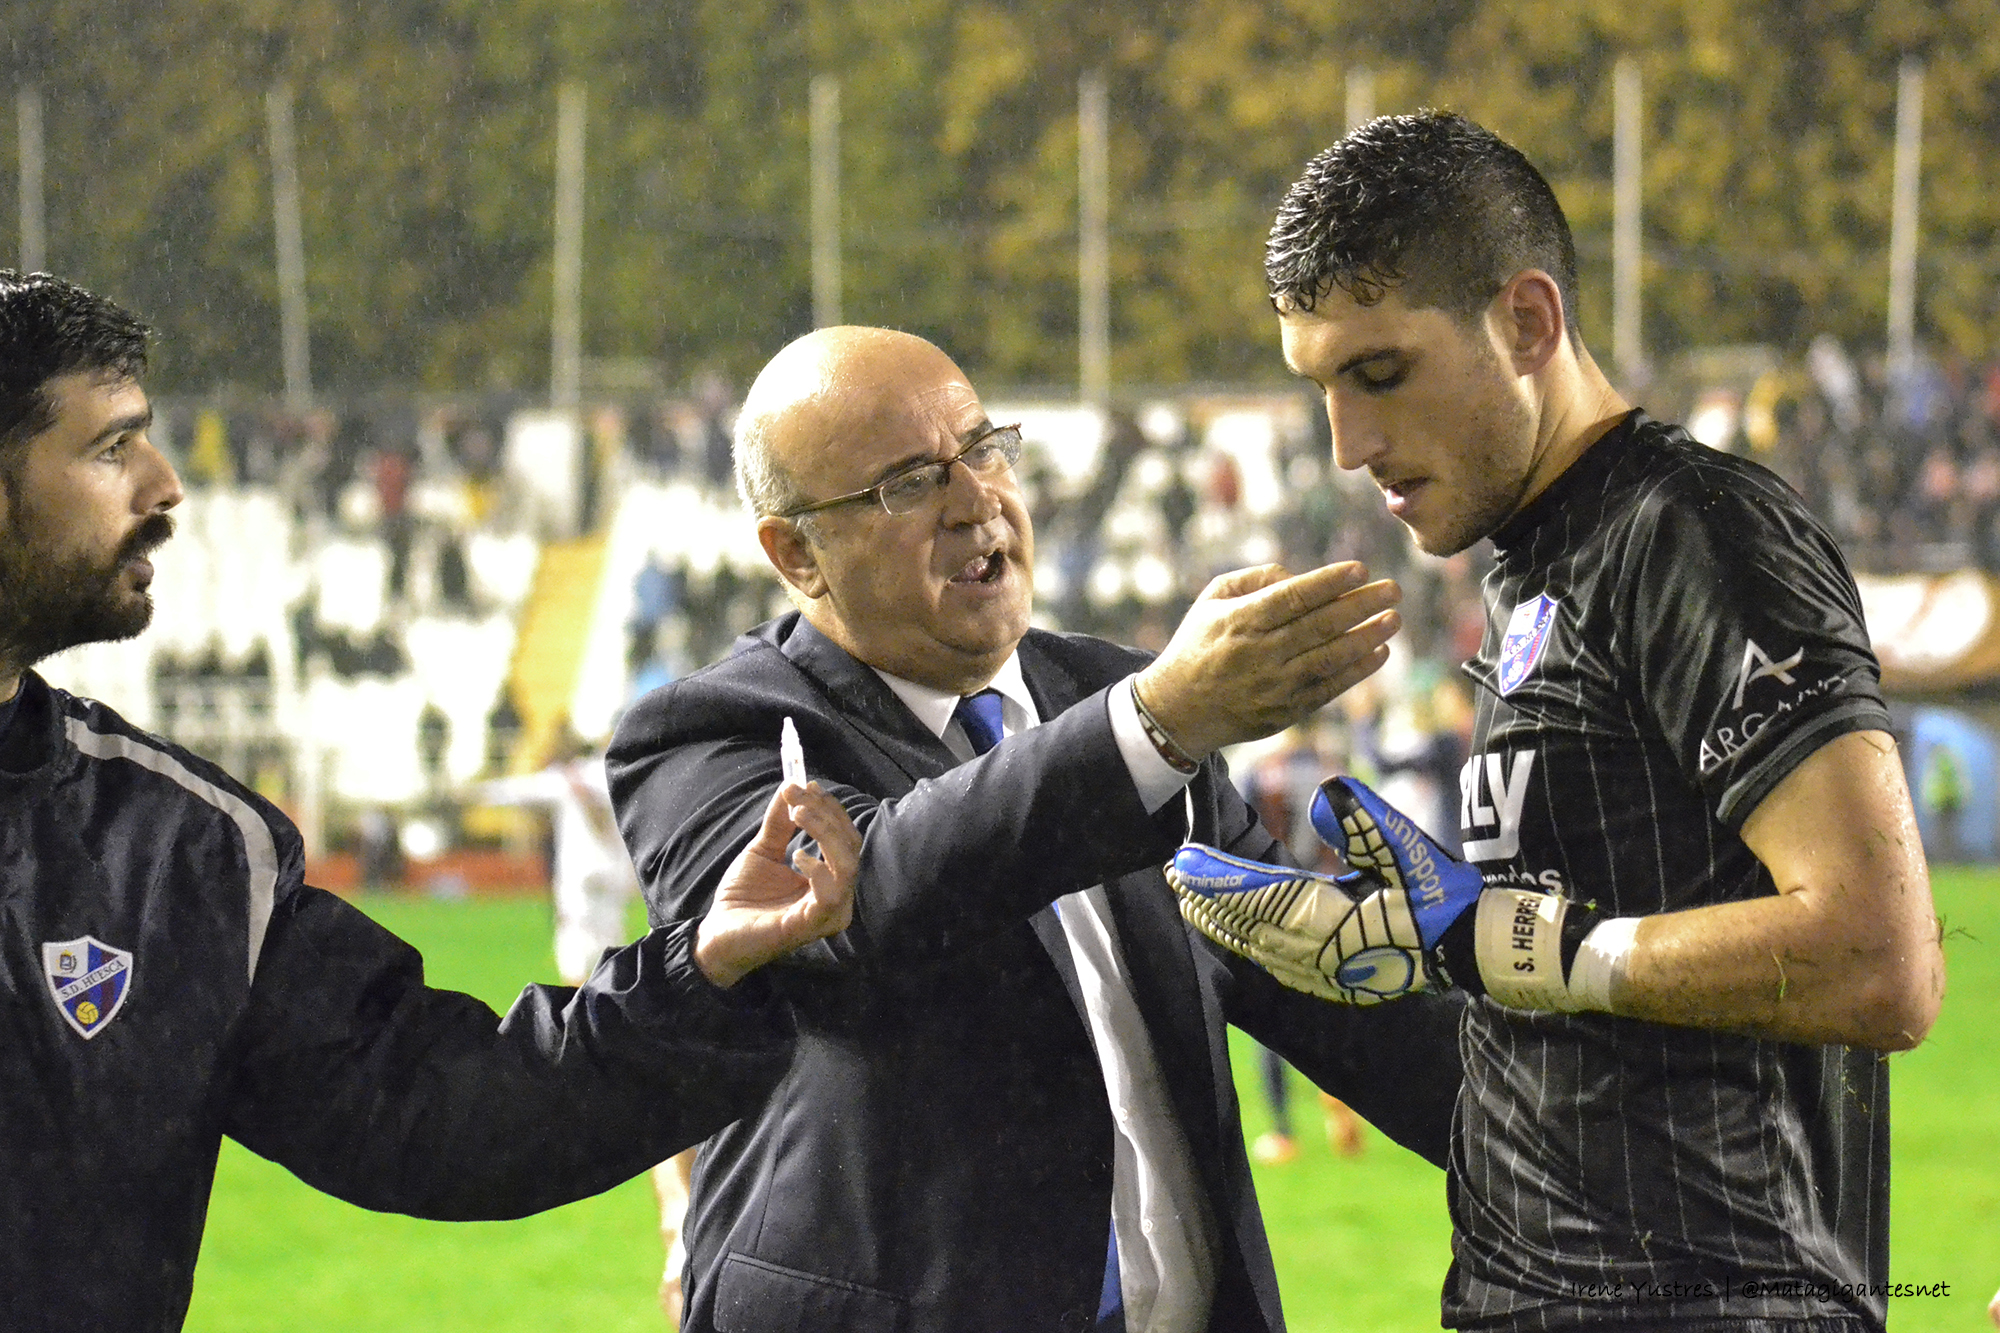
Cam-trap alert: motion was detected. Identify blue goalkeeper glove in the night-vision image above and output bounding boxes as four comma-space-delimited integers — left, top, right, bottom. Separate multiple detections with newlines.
1167, 776, 1480, 1003
1171, 777, 1621, 1010
1168, 841, 1427, 1003
1307, 776, 1487, 973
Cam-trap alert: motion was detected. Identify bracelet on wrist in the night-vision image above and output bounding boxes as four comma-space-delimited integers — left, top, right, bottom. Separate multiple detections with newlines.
1130, 680, 1200, 775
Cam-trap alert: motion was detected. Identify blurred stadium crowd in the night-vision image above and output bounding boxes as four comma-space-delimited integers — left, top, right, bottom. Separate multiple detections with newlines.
38, 336, 1991, 881
1690, 336, 2000, 577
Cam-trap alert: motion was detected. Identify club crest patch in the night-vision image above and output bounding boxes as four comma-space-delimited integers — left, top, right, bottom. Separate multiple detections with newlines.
42, 936, 134, 1040
1497, 594, 1560, 695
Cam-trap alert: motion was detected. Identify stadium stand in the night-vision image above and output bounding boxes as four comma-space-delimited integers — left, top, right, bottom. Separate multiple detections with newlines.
35, 348, 2000, 880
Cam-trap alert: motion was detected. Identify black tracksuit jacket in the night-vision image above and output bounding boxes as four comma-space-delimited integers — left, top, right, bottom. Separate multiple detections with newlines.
0, 672, 791, 1330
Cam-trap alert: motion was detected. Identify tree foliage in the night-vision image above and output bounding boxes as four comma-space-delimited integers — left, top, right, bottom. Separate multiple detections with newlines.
2, 0, 1994, 394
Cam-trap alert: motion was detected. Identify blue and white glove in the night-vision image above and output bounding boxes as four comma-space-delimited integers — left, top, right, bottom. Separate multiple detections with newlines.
1307, 775, 1488, 981
1172, 777, 1633, 1012
1168, 776, 1480, 1004
1168, 841, 1429, 1004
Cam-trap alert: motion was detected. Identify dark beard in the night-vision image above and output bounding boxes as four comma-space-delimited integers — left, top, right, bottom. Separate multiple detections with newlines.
0, 511, 175, 669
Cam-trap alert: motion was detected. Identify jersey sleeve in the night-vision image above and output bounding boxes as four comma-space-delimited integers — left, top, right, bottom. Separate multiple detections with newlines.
221, 884, 794, 1220
1617, 461, 1892, 830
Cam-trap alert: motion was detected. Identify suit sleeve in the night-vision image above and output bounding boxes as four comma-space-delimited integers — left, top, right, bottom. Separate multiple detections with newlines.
611, 676, 1191, 969
1209, 943, 1464, 1167
221, 882, 793, 1220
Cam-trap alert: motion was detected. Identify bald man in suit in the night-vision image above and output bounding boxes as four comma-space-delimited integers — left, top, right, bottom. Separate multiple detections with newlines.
610, 327, 1464, 1333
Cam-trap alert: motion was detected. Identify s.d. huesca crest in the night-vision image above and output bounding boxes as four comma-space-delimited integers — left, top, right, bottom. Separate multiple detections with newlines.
42, 936, 133, 1039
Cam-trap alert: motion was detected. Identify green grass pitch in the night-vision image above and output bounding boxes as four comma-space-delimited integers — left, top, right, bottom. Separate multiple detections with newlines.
184, 872, 2000, 1331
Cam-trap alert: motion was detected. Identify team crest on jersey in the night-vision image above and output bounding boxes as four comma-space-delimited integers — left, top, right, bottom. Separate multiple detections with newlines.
42, 936, 134, 1040
1497, 594, 1559, 695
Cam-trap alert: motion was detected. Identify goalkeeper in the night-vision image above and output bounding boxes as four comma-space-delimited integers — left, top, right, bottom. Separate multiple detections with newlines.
1171, 112, 1943, 1332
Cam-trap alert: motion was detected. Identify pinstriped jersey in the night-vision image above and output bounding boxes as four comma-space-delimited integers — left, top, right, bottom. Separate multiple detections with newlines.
1443, 413, 1893, 1330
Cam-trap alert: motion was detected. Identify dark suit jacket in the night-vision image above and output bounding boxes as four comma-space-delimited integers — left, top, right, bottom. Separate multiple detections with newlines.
608, 613, 1463, 1333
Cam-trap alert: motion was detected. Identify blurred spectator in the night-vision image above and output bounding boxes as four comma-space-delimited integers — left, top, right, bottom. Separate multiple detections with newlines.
633, 401, 684, 475
417, 702, 451, 795
436, 533, 474, 611
373, 446, 416, 601
485, 690, 525, 776
1051, 410, 1148, 630
1921, 744, 1965, 865
628, 554, 692, 699
694, 371, 735, 488
1236, 721, 1367, 1165
324, 412, 373, 519
1350, 662, 1469, 854
357, 807, 404, 890
475, 725, 639, 985
1760, 338, 2000, 575
1156, 454, 1197, 577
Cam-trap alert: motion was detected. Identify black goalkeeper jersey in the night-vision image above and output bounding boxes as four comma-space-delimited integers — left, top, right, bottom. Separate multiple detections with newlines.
1444, 412, 1895, 1331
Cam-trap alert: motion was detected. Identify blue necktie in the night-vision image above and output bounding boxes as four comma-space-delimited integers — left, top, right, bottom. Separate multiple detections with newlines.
1096, 1221, 1124, 1331
952, 689, 1007, 755
953, 687, 1125, 1330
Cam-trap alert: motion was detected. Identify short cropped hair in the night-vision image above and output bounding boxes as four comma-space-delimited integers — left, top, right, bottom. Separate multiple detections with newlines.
733, 397, 826, 545
1266, 111, 1579, 342
0, 271, 151, 453
733, 416, 807, 518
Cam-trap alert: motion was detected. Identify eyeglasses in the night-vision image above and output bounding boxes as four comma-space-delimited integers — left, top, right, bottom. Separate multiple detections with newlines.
777, 424, 1024, 519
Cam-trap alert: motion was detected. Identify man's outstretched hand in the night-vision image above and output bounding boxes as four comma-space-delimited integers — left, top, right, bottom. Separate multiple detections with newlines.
1135, 562, 1400, 761
695, 781, 859, 987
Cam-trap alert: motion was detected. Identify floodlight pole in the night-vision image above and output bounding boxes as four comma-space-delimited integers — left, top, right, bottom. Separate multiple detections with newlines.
1345, 67, 1375, 130
267, 85, 313, 409
551, 82, 587, 414
17, 86, 44, 272
1886, 57, 1923, 381
1612, 57, 1645, 385
1078, 73, 1110, 410
810, 75, 842, 329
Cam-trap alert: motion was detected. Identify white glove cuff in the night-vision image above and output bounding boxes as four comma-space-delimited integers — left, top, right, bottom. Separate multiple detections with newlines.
1567, 915, 1639, 1013
1473, 888, 1571, 1010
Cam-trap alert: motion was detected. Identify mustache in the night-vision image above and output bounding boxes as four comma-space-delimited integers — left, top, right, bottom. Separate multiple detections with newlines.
117, 513, 175, 564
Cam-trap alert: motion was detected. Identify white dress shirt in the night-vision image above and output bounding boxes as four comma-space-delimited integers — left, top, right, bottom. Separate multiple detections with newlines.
874, 655, 1218, 1333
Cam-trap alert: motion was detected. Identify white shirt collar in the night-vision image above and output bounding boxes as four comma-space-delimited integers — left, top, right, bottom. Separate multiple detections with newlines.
871, 650, 1040, 741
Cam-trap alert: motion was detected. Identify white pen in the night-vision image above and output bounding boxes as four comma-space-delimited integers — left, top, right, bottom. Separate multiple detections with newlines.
781, 716, 807, 788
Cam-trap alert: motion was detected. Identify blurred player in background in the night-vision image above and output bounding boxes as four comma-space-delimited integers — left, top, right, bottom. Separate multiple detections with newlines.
477, 724, 697, 1325
478, 723, 646, 985
0, 270, 857, 1331
1177, 113, 1943, 1331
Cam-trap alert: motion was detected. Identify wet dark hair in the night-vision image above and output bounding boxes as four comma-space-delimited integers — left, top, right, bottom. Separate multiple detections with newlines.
0, 271, 150, 454
1266, 111, 1579, 343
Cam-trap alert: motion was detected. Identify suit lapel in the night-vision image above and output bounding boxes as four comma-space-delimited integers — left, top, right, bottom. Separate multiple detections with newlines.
777, 622, 1109, 1030
1015, 631, 1091, 731
1027, 907, 1085, 1027
1020, 635, 1221, 1144
777, 615, 958, 784
1011, 635, 1103, 1022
